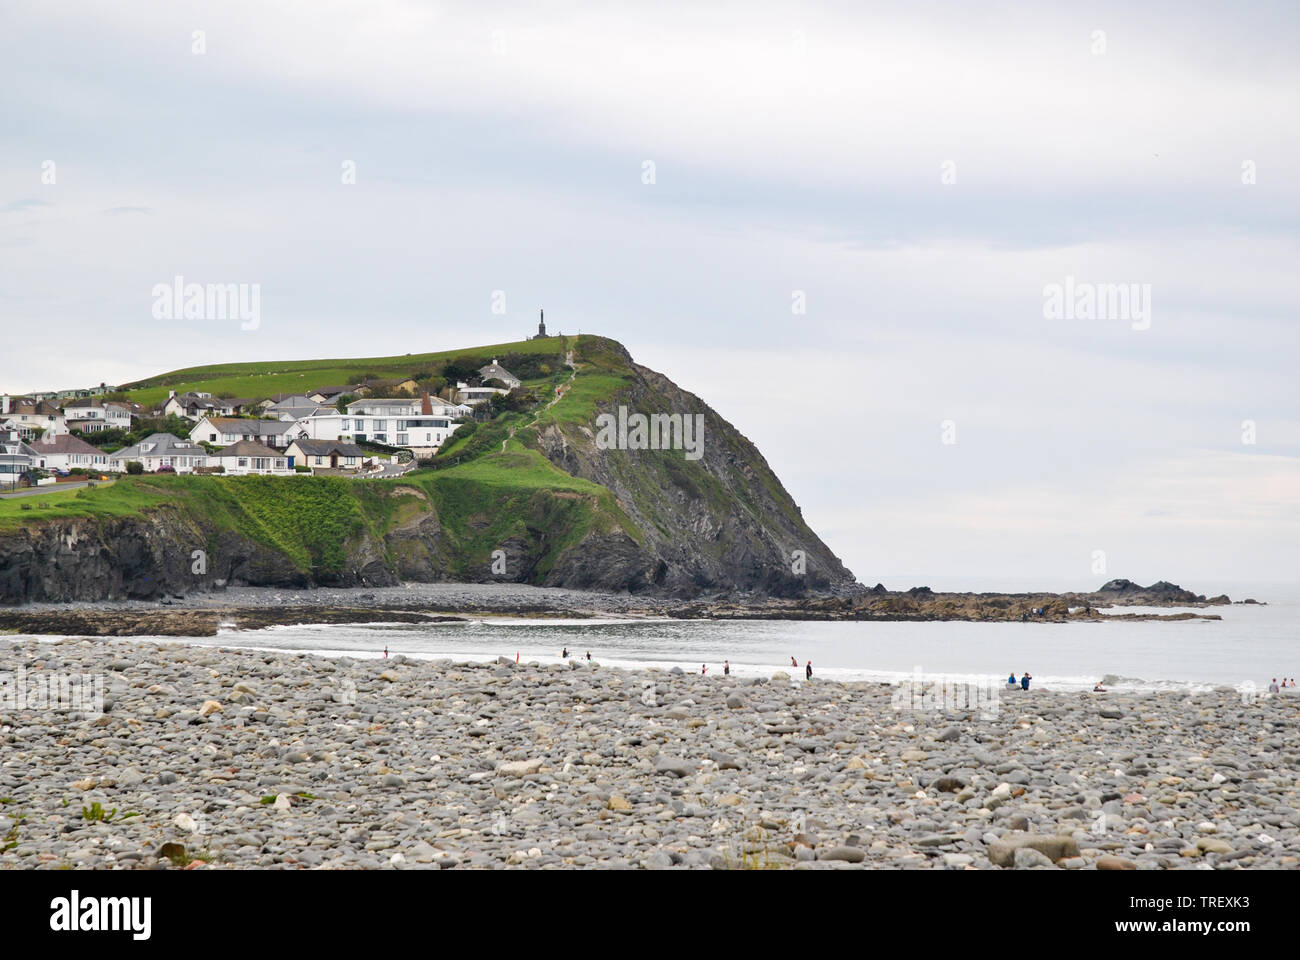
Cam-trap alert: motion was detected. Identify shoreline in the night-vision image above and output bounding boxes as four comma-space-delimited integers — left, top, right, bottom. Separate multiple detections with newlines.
0, 582, 1230, 637
1, 637, 1295, 870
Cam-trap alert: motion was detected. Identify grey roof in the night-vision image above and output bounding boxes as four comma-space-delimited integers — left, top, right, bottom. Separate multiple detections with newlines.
198, 417, 299, 436
110, 433, 205, 460
263, 393, 314, 404
32, 433, 104, 456
0, 438, 40, 458
214, 440, 286, 458
345, 398, 419, 411
289, 439, 366, 458
267, 396, 322, 417
63, 397, 132, 412
170, 393, 223, 412
478, 360, 519, 383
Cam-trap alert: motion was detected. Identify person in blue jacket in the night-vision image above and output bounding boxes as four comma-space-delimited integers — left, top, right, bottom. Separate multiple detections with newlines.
1008, 673, 1017, 685
1021, 672, 1031, 691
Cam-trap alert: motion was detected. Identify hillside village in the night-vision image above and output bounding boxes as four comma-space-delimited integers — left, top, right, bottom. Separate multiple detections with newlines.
0, 355, 533, 486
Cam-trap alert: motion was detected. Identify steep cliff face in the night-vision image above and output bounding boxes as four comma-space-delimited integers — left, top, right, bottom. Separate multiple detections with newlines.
0, 336, 856, 604
0, 510, 316, 603
527, 346, 854, 596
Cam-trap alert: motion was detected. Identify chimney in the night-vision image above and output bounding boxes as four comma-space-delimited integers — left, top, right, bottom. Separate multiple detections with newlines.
421, 392, 432, 416
169, 390, 176, 399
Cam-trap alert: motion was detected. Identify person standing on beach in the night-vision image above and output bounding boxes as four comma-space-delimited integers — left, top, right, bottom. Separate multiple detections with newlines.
701, 664, 708, 676
791, 657, 798, 668
562, 647, 569, 659
586, 651, 591, 661
383, 646, 388, 659
1269, 678, 1280, 693
806, 661, 813, 681
1021, 672, 1031, 691
724, 660, 730, 676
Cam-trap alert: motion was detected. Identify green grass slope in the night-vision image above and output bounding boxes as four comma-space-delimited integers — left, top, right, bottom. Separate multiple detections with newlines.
118, 336, 572, 407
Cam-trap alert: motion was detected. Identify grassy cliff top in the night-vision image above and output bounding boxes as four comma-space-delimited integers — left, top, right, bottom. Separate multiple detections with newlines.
118, 335, 577, 408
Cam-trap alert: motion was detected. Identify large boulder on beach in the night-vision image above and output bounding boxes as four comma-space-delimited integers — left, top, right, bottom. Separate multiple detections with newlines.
654, 756, 695, 778
988, 833, 1079, 867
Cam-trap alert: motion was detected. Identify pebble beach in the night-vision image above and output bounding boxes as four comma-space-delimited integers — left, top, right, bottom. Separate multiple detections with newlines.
2, 636, 1297, 870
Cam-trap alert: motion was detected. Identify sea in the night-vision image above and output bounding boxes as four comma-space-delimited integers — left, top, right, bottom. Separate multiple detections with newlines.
174, 578, 1299, 695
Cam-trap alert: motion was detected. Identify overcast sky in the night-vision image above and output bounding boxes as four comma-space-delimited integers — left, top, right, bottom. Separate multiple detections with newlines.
2, 1, 1296, 589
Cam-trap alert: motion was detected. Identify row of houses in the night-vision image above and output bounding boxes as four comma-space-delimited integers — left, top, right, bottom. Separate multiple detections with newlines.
1, 428, 371, 478
2, 357, 525, 475
112, 435, 368, 476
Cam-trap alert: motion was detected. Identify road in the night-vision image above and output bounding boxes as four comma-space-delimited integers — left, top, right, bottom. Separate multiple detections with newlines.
0, 480, 109, 499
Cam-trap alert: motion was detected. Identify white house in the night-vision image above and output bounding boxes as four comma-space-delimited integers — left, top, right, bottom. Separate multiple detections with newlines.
63, 398, 134, 433
3, 400, 68, 438
285, 439, 367, 473
30, 433, 111, 472
478, 358, 521, 389
190, 416, 305, 449
0, 430, 39, 483
210, 440, 293, 476
109, 433, 208, 473
296, 395, 467, 456
164, 391, 235, 420
455, 381, 509, 406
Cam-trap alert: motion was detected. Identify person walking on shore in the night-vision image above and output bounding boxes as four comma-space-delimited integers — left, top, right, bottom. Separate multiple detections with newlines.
701, 664, 708, 676
562, 647, 569, 659
806, 661, 813, 681
724, 660, 730, 676
791, 657, 798, 668
383, 646, 388, 659
586, 651, 591, 661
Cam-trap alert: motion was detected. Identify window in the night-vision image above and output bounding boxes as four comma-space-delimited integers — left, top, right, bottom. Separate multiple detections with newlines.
238, 458, 248, 468
396, 434, 408, 445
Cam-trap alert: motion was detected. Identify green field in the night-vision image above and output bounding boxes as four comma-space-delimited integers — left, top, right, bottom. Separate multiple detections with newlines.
119, 336, 574, 408
0, 480, 157, 527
